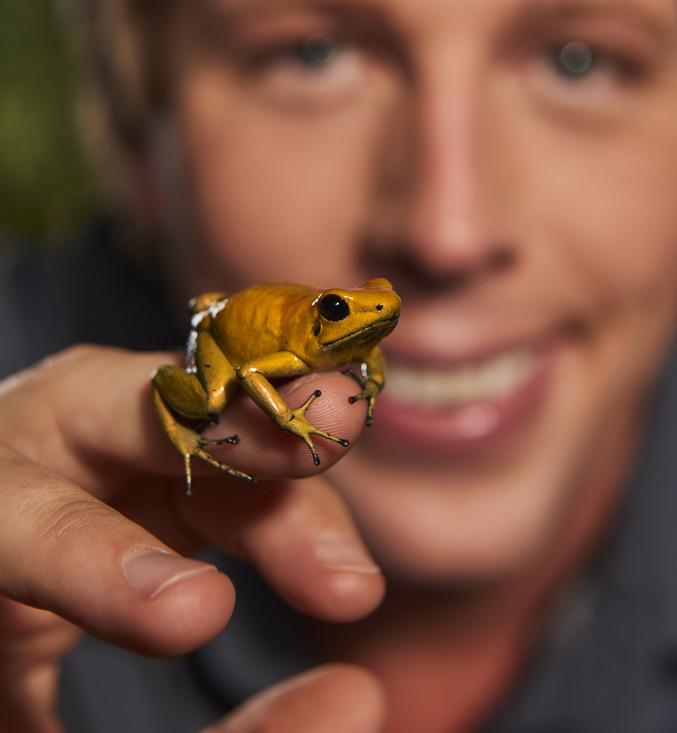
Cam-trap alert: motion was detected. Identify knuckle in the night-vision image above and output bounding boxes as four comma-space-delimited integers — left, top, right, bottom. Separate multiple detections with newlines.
43, 343, 113, 373
35, 494, 115, 550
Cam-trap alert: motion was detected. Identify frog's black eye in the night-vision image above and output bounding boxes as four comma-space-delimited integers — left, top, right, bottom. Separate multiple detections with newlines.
320, 294, 350, 322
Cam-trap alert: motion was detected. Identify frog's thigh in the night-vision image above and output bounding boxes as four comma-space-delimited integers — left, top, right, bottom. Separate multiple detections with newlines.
152, 366, 211, 420
194, 331, 237, 414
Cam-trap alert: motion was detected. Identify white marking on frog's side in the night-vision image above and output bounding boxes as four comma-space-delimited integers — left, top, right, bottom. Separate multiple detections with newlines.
186, 330, 199, 373
187, 298, 229, 372
190, 297, 228, 329
209, 299, 228, 318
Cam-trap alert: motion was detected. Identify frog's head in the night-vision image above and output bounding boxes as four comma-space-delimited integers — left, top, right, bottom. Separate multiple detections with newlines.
313, 278, 401, 353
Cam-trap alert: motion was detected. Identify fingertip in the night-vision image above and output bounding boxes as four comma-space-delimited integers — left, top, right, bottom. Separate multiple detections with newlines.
246, 504, 385, 623
0, 458, 238, 659
114, 554, 236, 656
206, 663, 387, 733
285, 372, 368, 438
305, 532, 386, 622
120, 546, 218, 600
200, 371, 369, 480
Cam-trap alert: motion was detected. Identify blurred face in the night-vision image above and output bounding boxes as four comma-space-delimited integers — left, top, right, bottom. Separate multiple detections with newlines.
155, 0, 677, 582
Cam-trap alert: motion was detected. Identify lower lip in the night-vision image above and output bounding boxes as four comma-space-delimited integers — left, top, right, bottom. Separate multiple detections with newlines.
368, 342, 564, 458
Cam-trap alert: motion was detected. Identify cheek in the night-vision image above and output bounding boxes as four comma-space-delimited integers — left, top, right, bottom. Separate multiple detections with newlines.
177, 74, 391, 287
568, 154, 677, 297
521, 122, 677, 355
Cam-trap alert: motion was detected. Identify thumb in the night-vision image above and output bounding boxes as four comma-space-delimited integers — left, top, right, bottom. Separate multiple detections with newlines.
0, 442, 235, 657
203, 664, 387, 733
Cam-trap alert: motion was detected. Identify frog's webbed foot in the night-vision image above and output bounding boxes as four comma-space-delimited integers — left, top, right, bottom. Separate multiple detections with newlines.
153, 388, 256, 495
349, 393, 377, 427
342, 369, 380, 426
285, 389, 350, 466
178, 430, 256, 495
177, 425, 257, 495
343, 377, 380, 428
187, 441, 257, 495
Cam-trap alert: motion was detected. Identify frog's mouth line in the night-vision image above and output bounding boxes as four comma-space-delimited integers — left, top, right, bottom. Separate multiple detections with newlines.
321, 315, 399, 349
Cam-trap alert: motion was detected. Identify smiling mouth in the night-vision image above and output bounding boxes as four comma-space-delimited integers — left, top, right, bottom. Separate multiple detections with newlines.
386, 345, 540, 409
322, 315, 400, 349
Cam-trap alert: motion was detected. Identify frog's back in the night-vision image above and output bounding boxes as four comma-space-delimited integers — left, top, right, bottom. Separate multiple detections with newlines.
212, 282, 320, 364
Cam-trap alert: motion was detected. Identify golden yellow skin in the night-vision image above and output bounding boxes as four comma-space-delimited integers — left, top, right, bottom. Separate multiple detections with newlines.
152, 278, 401, 494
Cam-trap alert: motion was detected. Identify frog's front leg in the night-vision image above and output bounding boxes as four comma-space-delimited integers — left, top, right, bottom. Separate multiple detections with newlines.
346, 346, 387, 426
152, 331, 255, 494
237, 352, 350, 466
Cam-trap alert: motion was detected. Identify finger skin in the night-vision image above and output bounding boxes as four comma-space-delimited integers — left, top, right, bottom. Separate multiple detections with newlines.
203, 664, 387, 733
0, 442, 235, 657
180, 475, 386, 622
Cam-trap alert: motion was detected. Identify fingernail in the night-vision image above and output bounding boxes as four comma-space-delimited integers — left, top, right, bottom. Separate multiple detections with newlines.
313, 532, 381, 573
121, 546, 217, 599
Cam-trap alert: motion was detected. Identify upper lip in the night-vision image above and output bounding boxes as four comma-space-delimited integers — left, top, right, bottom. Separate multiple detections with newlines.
376, 279, 585, 365
381, 320, 569, 370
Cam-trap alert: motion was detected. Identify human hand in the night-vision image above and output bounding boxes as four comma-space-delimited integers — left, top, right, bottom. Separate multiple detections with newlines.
201, 664, 387, 733
0, 345, 384, 732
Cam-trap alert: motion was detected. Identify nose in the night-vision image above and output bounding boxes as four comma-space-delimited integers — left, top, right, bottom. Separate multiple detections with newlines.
393, 64, 515, 282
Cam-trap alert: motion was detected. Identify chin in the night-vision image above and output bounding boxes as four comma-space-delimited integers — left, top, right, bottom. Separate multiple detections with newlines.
359, 494, 565, 588
326, 449, 575, 588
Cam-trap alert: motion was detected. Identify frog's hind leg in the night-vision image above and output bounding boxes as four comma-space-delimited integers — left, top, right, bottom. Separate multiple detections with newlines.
151, 368, 256, 494
183, 440, 256, 497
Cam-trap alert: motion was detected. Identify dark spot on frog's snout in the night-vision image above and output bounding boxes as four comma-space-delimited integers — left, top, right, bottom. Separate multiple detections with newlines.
376, 304, 384, 311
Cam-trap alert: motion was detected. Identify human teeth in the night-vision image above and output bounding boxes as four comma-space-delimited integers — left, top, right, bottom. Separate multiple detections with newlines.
386, 348, 538, 408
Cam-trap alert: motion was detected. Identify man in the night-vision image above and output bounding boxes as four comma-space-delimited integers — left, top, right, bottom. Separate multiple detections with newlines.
2, 0, 677, 730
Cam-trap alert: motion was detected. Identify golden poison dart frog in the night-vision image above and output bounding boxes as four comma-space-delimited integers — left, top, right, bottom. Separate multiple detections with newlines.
152, 278, 401, 494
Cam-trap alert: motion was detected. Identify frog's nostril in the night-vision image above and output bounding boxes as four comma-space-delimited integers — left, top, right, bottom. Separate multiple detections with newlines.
376, 304, 384, 311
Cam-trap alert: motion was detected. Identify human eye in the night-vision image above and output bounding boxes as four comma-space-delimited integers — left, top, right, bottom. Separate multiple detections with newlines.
229, 28, 377, 109
547, 39, 644, 87
256, 33, 343, 71
509, 11, 670, 123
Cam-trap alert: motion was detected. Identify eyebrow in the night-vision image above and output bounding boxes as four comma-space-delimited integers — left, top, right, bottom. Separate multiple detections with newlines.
194, 0, 393, 49
196, 0, 677, 56
208, 0, 367, 20
512, 0, 677, 40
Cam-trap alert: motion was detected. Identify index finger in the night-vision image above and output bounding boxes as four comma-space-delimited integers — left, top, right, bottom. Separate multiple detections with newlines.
0, 345, 370, 495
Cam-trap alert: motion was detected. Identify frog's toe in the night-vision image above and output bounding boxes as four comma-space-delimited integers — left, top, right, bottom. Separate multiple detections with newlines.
200, 433, 240, 446
297, 389, 322, 415
194, 446, 258, 484
348, 391, 377, 426
302, 424, 351, 464
286, 390, 351, 465
342, 368, 365, 389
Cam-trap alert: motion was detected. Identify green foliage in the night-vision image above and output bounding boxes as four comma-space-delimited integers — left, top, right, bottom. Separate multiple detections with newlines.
0, 0, 94, 243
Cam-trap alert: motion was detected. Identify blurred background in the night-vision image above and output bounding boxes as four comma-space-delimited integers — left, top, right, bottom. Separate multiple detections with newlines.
0, 0, 94, 245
